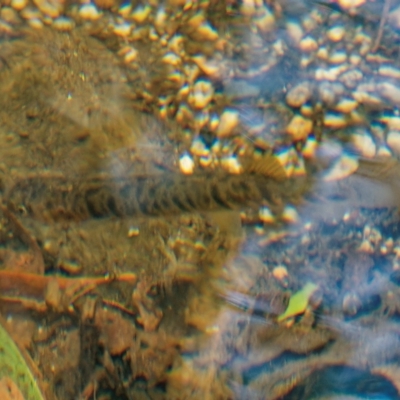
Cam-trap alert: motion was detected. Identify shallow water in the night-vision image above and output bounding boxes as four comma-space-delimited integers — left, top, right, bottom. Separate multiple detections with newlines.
1, 1, 400, 399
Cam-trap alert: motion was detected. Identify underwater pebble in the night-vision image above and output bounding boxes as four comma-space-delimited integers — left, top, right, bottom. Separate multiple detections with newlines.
255, 6, 275, 33
342, 292, 361, 315
387, 131, 400, 154
286, 82, 313, 108
299, 36, 318, 52
377, 146, 392, 157
190, 137, 208, 157
272, 265, 288, 281
327, 25, 345, 42
351, 132, 376, 158
315, 65, 348, 81
389, 6, 400, 29
339, 69, 363, 88
113, 22, 132, 37
338, 0, 366, 9
192, 55, 220, 79
193, 22, 218, 41
379, 65, 400, 79
334, 98, 358, 113
259, 206, 275, 224
286, 115, 313, 140
0, 20, 13, 34
131, 5, 152, 23
11, 0, 27, 11
281, 205, 299, 224
378, 82, 400, 104
128, 226, 140, 237
323, 154, 358, 181
329, 50, 347, 64
220, 155, 243, 174
94, 0, 115, 8
302, 136, 318, 158
179, 153, 195, 175
216, 109, 239, 138
316, 46, 329, 60
79, 4, 101, 20
188, 79, 214, 109
286, 20, 303, 44
53, 17, 74, 31
323, 112, 348, 129
33, 0, 61, 18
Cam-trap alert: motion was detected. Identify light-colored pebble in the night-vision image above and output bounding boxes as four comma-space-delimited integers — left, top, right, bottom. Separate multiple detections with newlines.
281, 205, 299, 224
11, 0, 28, 11
316, 47, 329, 60
192, 55, 220, 79
323, 112, 348, 129
28, 18, 43, 29
188, 79, 214, 109
33, 0, 61, 18
377, 146, 392, 157
192, 22, 218, 41
131, 5, 152, 23
286, 82, 313, 108
387, 131, 400, 154
193, 111, 209, 131
379, 65, 400, 79
351, 132, 376, 158
352, 86, 382, 107
128, 226, 140, 237
179, 153, 195, 175
79, 4, 101, 20
285, 115, 313, 140
216, 109, 239, 138
259, 206, 275, 224
255, 6, 275, 33
323, 154, 359, 181
315, 65, 348, 81
1, 7, 19, 24
378, 82, 400, 104
302, 136, 318, 158
383, 116, 400, 130
0, 20, 13, 34
118, 3, 132, 17
162, 52, 181, 66
339, 69, 363, 88
20, 6, 41, 20
113, 22, 132, 37
124, 48, 138, 63
190, 137, 208, 157
390, 6, 400, 29
334, 98, 358, 114
220, 155, 243, 174
327, 25, 345, 42
299, 36, 318, 52
338, 0, 366, 9
329, 50, 347, 64
272, 265, 288, 281
53, 17, 75, 31
286, 20, 303, 44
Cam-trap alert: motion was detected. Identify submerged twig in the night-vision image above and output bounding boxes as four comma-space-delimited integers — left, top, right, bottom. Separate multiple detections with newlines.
372, 0, 392, 52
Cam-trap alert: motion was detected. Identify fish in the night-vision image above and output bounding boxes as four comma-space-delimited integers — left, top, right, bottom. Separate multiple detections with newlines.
1, 154, 312, 223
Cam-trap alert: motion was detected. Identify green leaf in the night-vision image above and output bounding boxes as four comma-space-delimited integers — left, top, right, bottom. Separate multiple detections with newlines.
0, 319, 44, 400
277, 282, 318, 322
